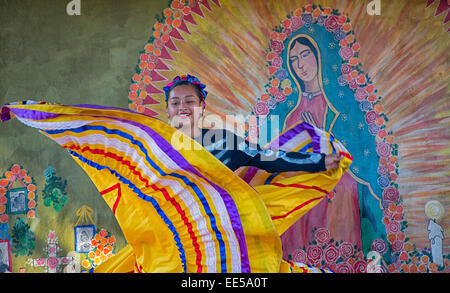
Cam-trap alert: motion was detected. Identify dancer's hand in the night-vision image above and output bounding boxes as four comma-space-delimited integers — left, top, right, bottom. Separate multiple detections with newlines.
325, 154, 341, 170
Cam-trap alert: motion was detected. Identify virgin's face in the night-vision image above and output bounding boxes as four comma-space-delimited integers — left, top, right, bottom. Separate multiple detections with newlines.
289, 42, 318, 82
166, 84, 204, 130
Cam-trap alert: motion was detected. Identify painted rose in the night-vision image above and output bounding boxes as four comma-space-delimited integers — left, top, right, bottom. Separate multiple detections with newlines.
365, 111, 378, 124
324, 244, 340, 263
348, 78, 358, 90
339, 242, 354, 260
371, 238, 388, 255
47, 257, 59, 269
353, 260, 368, 273
316, 15, 325, 25
368, 123, 380, 136
254, 101, 269, 116
359, 100, 372, 112
339, 46, 354, 60
336, 262, 354, 273
275, 68, 289, 81
271, 56, 283, 68
382, 186, 400, 203
292, 249, 307, 263
354, 88, 369, 102
333, 28, 346, 41
302, 14, 313, 27
306, 245, 322, 264
341, 63, 353, 75
314, 228, 330, 245
290, 16, 304, 31
387, 220, 401, 234
377, 175, 390, 189
376, 142, 392, 158
324, 15, 340, 31
338, 75, 348, 86
270, 40, 284, 55
266, 98, 277, 110
274, 91, 286, 103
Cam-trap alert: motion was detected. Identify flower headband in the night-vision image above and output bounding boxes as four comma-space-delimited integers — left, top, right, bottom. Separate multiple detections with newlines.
163, 74, 208, 102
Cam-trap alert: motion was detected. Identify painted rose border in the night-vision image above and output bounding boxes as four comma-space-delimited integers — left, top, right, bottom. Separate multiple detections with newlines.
255, 4, 447, 273
0, 164, 37, 223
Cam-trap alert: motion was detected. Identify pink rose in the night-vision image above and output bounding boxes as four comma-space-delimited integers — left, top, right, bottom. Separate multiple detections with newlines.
47, 257, 59, 269
292, 249, 307, 263
324, 244, 339, 263
324, 15, 340, 31
306, 245, 322, 264
271, 56, 283, 68
290, 16, 304, 31
339, 242, 354, 260
348, 79, 358, 90
339, 46, 354, 60
371, 239, 387, 254
376, 142, 391, 158
253, 101, 269, 116
314, 228, 330, 245
341, 63, 352, 75
37, 258, 45, 266
270, 40, 284, 55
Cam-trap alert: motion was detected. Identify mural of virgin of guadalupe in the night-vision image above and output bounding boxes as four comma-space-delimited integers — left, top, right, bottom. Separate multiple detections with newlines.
257, 15, 389, 264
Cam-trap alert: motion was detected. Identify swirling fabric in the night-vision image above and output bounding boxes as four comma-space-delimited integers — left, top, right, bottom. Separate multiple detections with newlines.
1, 102, 351, 273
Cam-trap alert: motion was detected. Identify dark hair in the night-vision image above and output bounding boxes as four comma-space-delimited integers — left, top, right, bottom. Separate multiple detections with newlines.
165, 80, 205, 104
289, 37, 319, 92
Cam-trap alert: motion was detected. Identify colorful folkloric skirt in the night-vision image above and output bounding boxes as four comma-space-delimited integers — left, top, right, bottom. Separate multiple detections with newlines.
1, 102, 351, 273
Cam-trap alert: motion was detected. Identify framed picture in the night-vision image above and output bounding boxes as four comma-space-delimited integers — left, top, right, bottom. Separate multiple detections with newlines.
74, 225, 95, 253
7, 188, 28, 215
0, 239, 11, 273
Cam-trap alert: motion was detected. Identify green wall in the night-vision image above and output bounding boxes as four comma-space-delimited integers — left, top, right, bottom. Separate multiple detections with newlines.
0, 0, 168, 272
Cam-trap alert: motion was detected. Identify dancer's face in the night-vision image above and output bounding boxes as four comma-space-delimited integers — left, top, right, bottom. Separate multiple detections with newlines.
166, 84, 204, 132
289, 42, 318, 83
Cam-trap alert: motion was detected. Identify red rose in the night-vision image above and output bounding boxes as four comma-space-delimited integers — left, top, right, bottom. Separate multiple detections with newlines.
270, 40, 284, 55
306, 245, 322, 264
365, 110, 378, 124
336, 262, 354, 273
387, 221, 401, 234
341, 63, 352, 75
324, 15, 340, 31
324, 244, 339, 263
253, 101, 269, 116
353, 260, 368, 273
382, 186, 400, 203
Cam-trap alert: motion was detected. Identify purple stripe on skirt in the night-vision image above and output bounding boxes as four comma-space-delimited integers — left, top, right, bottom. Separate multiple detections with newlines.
268, 121, 321, 153
6, 107, 61, 121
